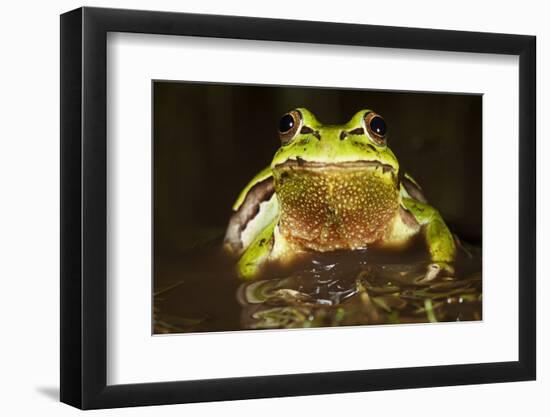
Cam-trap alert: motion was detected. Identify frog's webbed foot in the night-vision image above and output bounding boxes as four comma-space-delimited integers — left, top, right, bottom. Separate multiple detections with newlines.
401, 197, 456, 275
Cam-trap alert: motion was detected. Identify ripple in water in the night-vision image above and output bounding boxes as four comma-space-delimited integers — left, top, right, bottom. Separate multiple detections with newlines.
154, 239, 482, 333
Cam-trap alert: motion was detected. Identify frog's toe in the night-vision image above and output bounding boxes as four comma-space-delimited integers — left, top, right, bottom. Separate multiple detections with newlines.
418, 262, 454, 283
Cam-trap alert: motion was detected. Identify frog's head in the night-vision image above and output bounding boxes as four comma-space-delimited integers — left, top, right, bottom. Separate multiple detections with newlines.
271, 107, 399, 172
271, 108, 401, 250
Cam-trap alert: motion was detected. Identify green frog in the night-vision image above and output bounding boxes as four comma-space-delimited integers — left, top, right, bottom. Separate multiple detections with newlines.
224, 108, 456, 280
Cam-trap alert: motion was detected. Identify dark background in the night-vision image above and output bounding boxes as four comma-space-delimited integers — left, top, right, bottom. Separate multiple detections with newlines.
153, 81, 482, 257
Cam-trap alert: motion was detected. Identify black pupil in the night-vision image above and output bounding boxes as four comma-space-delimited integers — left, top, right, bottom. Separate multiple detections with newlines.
370, 116, 387, 136
279, 114, 295, 133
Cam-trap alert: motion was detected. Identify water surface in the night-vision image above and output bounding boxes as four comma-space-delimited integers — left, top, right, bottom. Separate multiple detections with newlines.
154, 235, 482, 333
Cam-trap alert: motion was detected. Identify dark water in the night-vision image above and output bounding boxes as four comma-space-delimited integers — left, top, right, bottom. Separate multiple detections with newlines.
154, 235, 482, 334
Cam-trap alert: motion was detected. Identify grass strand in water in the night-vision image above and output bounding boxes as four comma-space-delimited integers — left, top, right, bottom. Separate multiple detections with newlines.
424, 299, 438, 323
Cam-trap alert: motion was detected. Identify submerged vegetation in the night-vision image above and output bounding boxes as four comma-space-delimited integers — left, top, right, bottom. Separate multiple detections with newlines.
154, 239, 481, 333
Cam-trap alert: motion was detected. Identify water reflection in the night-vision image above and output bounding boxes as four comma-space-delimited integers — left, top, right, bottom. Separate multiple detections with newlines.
237, 248, 481, 330
154, 239, 481, 334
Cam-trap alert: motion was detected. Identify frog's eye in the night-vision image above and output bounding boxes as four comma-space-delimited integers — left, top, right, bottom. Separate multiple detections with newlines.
278, 110, 302, 145
363, 112, 387, 146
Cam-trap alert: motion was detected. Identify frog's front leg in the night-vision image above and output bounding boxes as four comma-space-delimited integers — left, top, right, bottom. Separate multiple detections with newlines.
236, 218, 277, 279
401, 197, 456, 276
236, 219, 299, 279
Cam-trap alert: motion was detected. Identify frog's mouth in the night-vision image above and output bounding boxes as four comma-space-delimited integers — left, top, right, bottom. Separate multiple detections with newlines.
274, 158, 395, 173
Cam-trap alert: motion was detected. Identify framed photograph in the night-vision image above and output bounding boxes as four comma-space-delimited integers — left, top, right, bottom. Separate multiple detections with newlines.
60, 6, 536, 409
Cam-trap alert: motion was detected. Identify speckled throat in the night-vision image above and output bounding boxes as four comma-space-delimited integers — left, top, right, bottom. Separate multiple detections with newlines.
273, 160, 399, 252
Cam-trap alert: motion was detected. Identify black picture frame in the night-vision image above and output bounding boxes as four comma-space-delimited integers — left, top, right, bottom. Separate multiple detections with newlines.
60, 6, 536, 410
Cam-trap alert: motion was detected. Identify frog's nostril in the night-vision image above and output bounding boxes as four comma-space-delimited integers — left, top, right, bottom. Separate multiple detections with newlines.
340, 131, 348, 141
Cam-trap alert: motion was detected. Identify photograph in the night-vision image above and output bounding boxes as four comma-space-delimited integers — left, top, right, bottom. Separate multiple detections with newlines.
153, 81, 483, 333
0, 0, 543, 414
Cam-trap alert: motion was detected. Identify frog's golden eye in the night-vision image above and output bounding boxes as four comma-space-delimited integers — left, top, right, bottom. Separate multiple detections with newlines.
363, 112, 387, 145
278, 110, 302, 145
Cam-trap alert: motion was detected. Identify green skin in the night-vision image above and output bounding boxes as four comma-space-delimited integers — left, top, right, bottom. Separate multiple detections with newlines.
224, 108, 456, 280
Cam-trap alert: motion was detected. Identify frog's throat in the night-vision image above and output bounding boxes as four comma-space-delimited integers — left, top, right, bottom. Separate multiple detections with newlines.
272, 163, 400, 252
273, 159, 395, 173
